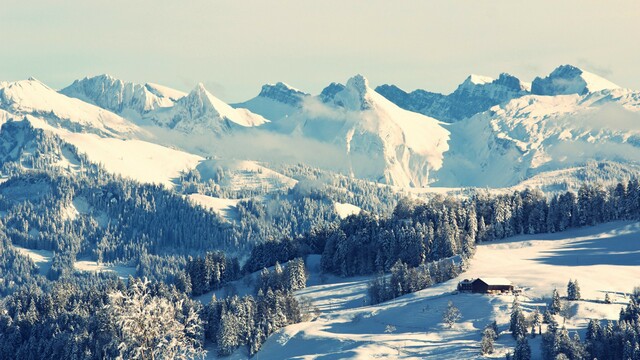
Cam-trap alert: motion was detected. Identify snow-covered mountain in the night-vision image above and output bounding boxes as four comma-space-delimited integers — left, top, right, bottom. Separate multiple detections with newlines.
376, 73, 529, 122
149, 83, 269, 134
60, 74, 186, 117
0, 78, 206, 187
286, 74, 450, 187
436, 85, 640, 187
0, 78, 139, 136
2, 64, 639, 190
62, 76, 269, 135
531, 64, 620, 96
233, 82, 309, 121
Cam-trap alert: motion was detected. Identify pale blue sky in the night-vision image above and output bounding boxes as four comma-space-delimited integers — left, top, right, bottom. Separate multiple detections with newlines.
1, 1, 639, 102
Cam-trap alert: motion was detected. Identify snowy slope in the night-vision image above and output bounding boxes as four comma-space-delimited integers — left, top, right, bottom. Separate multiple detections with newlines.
289, 75, 450, 187
195, 158, 297, 193
0, 104, 203, 188
187, 194, 240, 222
60, 132, 203, 187
334, 202, 361, 219
250, 222, 640, 360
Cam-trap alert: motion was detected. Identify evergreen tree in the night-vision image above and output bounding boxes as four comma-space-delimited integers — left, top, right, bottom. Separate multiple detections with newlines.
513, 336, 531, 360
285, 258, 307, 291
572, 280, 580, 301
550, 288, 562, 314
566, 279, 581, 301
480, 328, 496, 355
510, 299, 527, 339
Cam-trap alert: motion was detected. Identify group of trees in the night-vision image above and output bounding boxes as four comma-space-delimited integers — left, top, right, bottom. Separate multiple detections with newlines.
205, 289, 304, 356
180, 251, 241, 296
567, 279, 581, 301
256, 258, 308, 295
0, 276, 207, 360
501, 285, 640, 360
368, 257, 463, 305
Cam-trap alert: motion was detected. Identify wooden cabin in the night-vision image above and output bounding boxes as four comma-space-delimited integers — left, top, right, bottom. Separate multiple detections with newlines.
471, 278, 513, 293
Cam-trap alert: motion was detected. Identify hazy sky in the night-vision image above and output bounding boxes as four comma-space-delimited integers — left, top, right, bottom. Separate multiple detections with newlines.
1, 1, 639, 102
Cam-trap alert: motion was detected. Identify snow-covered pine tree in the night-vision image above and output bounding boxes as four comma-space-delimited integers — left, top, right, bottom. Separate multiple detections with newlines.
286, 257, 307, 291
572, 280, 581, 300
550, 288, 562, 314
480, 328, 496, 354
513, 336, 531, 360
510, 299, 527, 339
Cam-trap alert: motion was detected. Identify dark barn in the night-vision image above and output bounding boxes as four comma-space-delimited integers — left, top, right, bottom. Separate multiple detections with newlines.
471, 278, 513, 293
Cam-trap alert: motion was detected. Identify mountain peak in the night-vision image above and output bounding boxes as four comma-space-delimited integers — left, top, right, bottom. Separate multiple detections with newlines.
319, 82, 346, 103
346, 74, 370, 95
256, 82, 308, 107
172, 82, 268, 132
261, 82, 302, 93
531, 64, 620, 96
465, 74, 494, 85
193, 82, 208, 94
61, 75, 180, 114
325, 75, 373, 111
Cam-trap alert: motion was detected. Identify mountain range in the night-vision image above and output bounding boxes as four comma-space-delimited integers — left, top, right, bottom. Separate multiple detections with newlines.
1, 64, 638, 190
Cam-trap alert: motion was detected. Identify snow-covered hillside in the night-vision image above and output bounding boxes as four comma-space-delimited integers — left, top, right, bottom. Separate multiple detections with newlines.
249, 222, 640, 360
0, 80, 203, 187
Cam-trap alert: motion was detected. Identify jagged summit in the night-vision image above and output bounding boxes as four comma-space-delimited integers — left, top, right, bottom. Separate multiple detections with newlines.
329, 74, 373, 111
453, 73, 528, 95
257, 82, 308, 107
465, 74, 494, 85
376, 72, 529, 122
232, 82, 309, 122
180, 82, 218, 118
0, 77, 139, 136
163, 82, 268, 134
346, 74, 369, 94
290, 74, 450, 187
531, 64, 620, 96
319, 82, 346, 103
60, 74, 184, 114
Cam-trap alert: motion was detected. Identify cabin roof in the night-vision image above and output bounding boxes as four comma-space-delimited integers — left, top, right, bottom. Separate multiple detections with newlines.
475, 277, 512, 286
